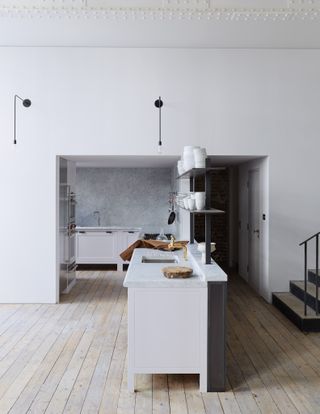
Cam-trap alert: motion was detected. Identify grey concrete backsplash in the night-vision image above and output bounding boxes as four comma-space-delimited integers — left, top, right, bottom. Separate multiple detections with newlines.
76, 168, 176, 234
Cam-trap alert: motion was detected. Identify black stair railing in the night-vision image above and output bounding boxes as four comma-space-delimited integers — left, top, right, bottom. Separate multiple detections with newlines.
299, 232, 320, 316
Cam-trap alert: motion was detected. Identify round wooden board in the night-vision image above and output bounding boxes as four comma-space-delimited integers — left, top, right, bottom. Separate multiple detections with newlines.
162, 266, 193, 279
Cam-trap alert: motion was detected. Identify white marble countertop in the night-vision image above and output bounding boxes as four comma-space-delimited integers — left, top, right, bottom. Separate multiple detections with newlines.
187, 243, 228, 283
76, 226, 142, 232
123, 243, 227, 288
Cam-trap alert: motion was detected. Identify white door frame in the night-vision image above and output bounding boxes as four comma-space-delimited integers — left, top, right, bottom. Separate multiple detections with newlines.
238, 157, 269, 301
248, 168, 260, 293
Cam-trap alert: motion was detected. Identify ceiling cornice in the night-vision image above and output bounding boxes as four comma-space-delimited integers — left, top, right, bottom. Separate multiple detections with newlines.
1, 1, 320, 48
0, 0, 320, 22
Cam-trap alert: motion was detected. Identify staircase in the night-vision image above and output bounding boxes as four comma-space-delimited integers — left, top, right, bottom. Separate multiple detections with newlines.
272, 232, 320, 332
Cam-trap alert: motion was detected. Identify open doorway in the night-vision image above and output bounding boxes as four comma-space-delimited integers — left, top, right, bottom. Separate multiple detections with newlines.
238, 157, 269, 301
56, 154, 269, 303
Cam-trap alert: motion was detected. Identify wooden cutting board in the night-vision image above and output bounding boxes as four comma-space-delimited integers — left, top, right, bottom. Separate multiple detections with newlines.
162, 266, 193, 279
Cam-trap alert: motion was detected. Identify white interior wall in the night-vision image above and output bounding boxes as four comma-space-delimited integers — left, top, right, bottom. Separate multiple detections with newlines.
0, 47, 319, 303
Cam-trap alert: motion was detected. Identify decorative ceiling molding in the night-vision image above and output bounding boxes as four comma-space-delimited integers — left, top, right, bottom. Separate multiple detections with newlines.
0, 0, 320, 21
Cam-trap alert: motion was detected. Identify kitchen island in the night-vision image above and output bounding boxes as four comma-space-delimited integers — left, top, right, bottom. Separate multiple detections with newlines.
123, 243, 227, 393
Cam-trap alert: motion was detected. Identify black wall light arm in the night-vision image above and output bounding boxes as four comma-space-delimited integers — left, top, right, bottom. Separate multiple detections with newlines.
154, 96, 163, 153
14, 95, 32, 145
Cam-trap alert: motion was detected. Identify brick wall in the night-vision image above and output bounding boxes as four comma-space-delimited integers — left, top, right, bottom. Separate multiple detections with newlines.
194, 169, 229, 267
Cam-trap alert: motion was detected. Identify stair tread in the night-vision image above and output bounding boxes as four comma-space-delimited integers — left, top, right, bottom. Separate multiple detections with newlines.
308, 269, 320, 274
291, 280, 320, 298
273, 292, 320, 319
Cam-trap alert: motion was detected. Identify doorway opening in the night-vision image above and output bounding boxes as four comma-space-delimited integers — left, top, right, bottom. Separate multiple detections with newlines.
56, 154, 269, 303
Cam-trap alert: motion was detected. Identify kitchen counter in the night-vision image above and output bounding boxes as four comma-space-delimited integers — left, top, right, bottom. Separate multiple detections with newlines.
76, 226, 142, 232
123, 243, 227, 288
124, 241, 227, 393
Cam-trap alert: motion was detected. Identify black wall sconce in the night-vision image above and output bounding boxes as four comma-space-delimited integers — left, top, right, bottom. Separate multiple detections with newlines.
154, 96, 163, 153
14, 95, 32, 145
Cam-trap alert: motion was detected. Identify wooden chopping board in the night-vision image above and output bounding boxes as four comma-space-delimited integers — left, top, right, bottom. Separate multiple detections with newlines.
162, 266, 193, 279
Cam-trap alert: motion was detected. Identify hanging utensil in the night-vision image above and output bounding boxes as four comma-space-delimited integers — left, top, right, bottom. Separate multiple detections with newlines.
168, 192, 176, 225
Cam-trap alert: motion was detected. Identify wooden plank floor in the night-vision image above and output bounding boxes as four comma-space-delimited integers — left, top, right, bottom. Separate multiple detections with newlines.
0, 271, 319, 413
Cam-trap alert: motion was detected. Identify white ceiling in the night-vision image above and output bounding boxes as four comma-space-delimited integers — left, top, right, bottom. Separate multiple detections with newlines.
66, 155, 259, 168
0, 0, 320, 48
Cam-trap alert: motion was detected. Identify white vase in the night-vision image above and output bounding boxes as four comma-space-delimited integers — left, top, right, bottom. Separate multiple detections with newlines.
183, 146, 199, 171
177, 160, 185, 176
193, 148, 207, 168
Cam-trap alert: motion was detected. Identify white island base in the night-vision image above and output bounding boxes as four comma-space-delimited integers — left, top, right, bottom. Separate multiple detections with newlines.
124, 245, 228, 393
127, 286, 208, 392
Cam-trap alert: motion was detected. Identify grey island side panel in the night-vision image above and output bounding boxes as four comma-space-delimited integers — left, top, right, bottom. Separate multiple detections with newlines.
207, 281, 227, 392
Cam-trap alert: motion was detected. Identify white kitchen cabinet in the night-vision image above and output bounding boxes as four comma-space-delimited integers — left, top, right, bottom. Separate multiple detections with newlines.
117, 231, 140, 259
128, 287, 207, 392
76, 231, 117, 264
76, 229, 141, 269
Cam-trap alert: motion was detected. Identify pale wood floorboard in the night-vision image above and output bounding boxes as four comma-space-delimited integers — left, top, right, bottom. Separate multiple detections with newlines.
0, 271, 317, 413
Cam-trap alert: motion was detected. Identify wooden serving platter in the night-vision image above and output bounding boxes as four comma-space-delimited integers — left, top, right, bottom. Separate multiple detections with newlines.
162, 266, 193, 279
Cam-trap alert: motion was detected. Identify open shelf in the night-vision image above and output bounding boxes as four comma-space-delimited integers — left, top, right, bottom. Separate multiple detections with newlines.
178, 206, 225, 215
176, 167, 226, 179
175, 158, 224, 264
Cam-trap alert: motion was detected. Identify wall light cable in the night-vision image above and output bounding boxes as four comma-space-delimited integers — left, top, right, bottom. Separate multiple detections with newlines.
154, 96, 163, 153
14, 95, 32, 145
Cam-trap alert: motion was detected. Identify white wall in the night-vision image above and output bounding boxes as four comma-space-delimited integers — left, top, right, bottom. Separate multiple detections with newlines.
0, 47, 319, 302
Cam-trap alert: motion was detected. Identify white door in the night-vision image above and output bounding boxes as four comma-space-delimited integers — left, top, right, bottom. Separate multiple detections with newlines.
248, 169, 260, 293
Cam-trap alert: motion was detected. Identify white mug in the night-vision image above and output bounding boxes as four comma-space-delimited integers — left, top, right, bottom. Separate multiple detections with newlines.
183, 196, 190, 209
195, 192, 205, 210
187, 198, 196, 210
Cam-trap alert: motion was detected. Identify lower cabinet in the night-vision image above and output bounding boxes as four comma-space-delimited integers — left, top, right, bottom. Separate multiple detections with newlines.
76, 230, 140, 266
117, 231, 139, 256
76, 231, 117, 263
127, 287, 208, 392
